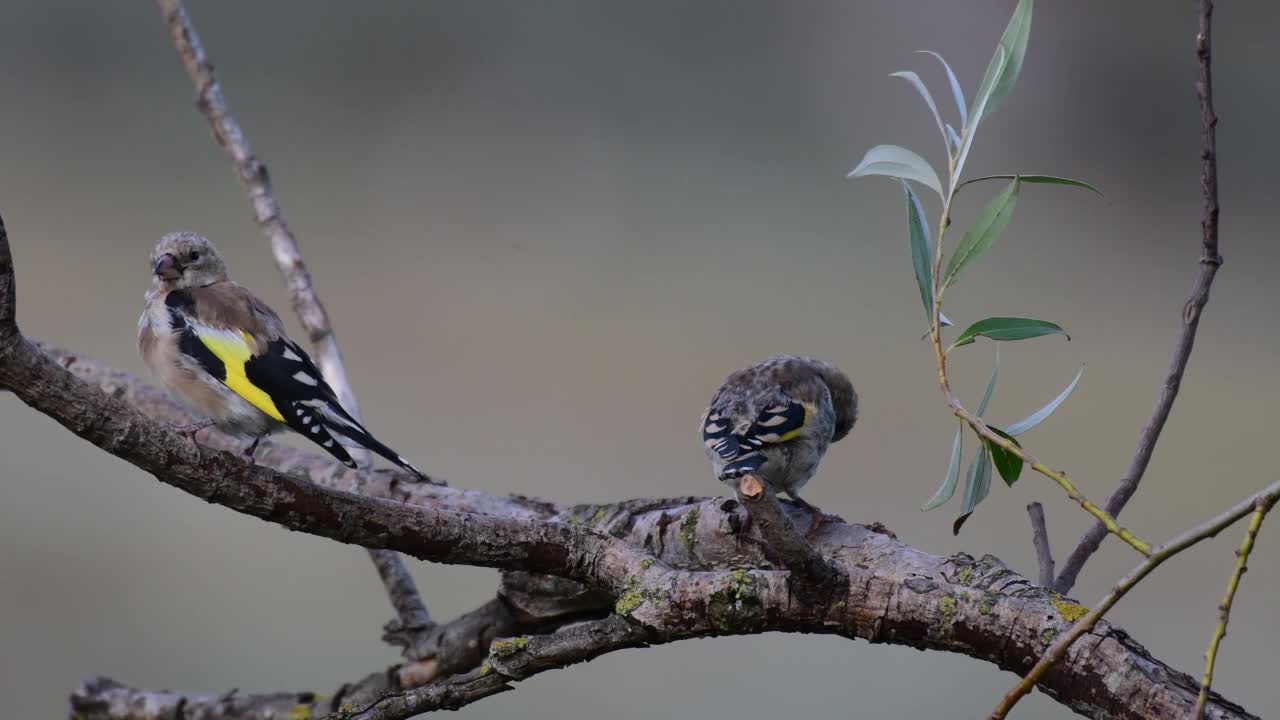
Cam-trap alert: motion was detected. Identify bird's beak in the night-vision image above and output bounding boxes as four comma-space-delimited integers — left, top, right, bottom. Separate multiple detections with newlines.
152, 253, 183, 281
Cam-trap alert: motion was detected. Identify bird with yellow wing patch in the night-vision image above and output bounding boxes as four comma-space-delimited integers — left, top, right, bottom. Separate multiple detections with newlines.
138, 231, 426, 479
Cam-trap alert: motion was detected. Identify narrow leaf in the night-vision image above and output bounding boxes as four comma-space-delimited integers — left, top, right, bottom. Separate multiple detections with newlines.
985, 427, 1024, 487
918, 50, 967, 126
922, 425, 964, 511
942, 177, 1020, 288
1007, 366, 1085, 436
945, 124, 962, 155
953, 44, 1007, 183
953, 450, 992, 535
976, 348, 1000, 417
890, 71, 948, 152
848, 144, 944, 199
973, 0, 1035, 121
959, 174, 1103, 197
951, 316, 1068, 348
902, 181, 936, 326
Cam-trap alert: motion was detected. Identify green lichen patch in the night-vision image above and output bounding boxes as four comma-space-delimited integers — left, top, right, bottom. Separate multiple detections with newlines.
615, 589, 646, 615
1041, 627, 1057, 646
288, 705, 312, 720
956, 565, 973, 586
1050, 594, 1089, 622
614, 574, 668, 616
591, 507, 607, 524
708, 568, 762, 633
679, 506, 701, 555
640, 558, 654, 569
488, 636, 531, 658
939, 594, 958, 624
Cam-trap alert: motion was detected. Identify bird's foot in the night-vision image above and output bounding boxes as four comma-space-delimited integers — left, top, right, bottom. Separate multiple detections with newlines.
243, 434, 266, 461
167, 419, 214, 463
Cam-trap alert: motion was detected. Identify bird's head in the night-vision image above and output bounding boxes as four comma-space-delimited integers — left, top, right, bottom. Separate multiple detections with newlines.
150, 232, 229, 289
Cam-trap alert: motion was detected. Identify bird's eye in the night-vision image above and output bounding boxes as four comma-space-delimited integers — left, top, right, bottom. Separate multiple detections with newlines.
189, 250, 201, 261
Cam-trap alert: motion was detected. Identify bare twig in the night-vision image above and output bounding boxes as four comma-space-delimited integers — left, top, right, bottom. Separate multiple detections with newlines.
155, 0, 436, 659
1194, 498, 1273, 719
989, 479, 1280, 719
1026, 502, 1055, 587
1054, 0, 1224, 595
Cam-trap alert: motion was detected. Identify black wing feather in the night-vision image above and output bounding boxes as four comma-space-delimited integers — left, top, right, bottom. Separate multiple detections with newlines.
244, 339, 426, 479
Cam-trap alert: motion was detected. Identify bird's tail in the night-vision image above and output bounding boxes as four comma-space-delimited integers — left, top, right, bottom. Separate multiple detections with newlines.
318, 406, 429, 482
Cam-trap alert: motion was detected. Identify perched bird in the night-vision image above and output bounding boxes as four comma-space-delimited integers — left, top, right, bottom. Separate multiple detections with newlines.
701, 355, 857, 512
137, 231, 427, 480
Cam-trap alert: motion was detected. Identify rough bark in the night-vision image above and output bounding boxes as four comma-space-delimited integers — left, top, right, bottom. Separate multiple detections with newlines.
9, 348, 1253, 719
0, 227, 1253, 717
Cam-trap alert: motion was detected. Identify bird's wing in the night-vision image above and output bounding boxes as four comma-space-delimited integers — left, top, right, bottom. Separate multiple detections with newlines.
165, 286, 360, 466
162, 285, 426, 482
702, 388, 809, 461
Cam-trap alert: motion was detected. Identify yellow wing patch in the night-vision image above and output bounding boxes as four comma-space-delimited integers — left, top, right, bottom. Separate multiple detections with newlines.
774, 406, 809, 443
195, 326, 285, 422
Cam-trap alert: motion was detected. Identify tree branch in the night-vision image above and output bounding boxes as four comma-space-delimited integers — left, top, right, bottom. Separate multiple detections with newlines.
1055, 0, 1224, 595
154, 0, 435, 659
991, 478, 1280, 719
25, 338, 1260, 718
0, 223, 1255, 717
1194, 497, 1274, 719
1027, 502, 1055, 587
735, 475, 845, 602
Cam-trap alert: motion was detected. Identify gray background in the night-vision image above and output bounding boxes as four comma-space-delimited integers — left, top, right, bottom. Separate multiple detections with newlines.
2, 1, 1278, 718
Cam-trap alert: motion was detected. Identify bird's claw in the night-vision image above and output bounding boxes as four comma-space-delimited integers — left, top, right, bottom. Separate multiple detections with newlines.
167, 419, 214, 463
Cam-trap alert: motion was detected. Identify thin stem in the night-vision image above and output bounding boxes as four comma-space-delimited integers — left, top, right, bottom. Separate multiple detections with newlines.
989, 479, 1280, 719
1026, 502, 1055, 587
1193, 499, 1273, 719
155, 0, 435, 661
1054, 0, 1224, 595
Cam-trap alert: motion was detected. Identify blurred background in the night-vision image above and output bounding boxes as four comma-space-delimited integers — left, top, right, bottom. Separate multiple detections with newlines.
1, 1, 1277, 717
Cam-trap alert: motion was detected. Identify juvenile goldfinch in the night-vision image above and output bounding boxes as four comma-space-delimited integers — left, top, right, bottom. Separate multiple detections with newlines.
701, 355, 857, 511
137, 231, 427, 480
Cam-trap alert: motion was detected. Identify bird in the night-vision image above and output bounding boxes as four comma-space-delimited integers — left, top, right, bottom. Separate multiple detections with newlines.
137, 231, 427, 480
700, 355, 857, 516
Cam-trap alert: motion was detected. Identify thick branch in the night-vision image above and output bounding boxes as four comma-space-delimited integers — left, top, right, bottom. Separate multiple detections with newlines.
2, 352, 1248, 718
0, 211, 1250, 717
1055, 0, 1224, 595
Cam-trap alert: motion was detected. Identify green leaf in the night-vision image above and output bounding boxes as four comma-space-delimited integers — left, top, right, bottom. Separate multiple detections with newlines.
984, 427, 1024, 487
848, 144, 944, 199
973, 0, 1035, 121
953, 450, 992, 535
918, 50, 967, 126
959, 174, 1103, 197
890, 71, 948, 153
1007, 366, 1085, 436
945, 124, 962, 155
951, 316, 1069, 349
952, 44, 1007, 183
942, 177, 1020, 288
922, 425, 964, 511
976, 348, 999, 416
901, 181, 936, 326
